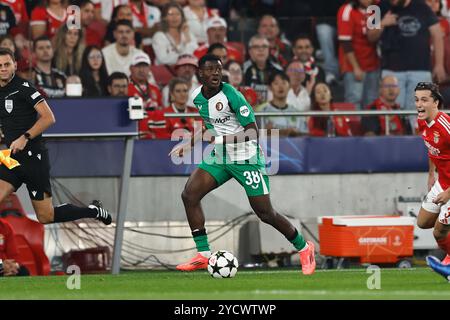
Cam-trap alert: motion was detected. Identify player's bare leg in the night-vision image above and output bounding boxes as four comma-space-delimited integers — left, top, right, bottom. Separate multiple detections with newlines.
417, 207, 438, 229
177, 168, 219, 271
0, 180, 15, 204
248, 194, 316, 275
31, 193, 111, 225
418, 208, 450, 264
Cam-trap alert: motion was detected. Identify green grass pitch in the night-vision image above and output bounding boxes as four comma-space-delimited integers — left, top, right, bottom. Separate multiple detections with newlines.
1, 268, 449, 300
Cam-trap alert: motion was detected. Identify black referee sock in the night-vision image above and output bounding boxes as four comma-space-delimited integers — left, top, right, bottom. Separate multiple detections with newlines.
53, 203, 97, 223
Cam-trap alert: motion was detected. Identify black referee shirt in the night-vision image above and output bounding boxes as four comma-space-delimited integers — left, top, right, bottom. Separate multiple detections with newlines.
0, 75, 45, 147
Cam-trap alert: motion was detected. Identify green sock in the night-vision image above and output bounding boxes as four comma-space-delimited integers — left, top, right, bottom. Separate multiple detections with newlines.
192, 229, 210, 252
288, 230, 307, 251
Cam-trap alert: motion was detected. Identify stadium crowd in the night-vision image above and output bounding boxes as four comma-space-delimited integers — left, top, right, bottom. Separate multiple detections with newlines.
0, 0, 449, 139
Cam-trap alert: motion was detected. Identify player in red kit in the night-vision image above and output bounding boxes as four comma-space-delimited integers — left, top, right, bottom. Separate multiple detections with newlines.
414, 82, 450, 281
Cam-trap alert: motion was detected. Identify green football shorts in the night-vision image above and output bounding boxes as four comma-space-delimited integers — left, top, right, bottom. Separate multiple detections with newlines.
198, 152, 270, 197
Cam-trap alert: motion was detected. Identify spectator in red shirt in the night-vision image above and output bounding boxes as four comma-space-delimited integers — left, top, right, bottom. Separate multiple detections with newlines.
162, 53, 199, 107
0, 220, 29, 276
79, 0, 104, 47
193, 16, 243, 64
308, 82, 353, 137
127, 52, 164, 139
163, 77, 199, 139
362, 75, 411, 136
30, 0, 68, 40
337, 0, 380, 109
257, 14, 292, 68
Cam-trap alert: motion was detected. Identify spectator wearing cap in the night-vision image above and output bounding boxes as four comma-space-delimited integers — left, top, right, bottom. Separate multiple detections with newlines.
107, 71, 129, 96
162, 53, 200, 106
243, 34, 283, 107
183, 0, 219, 45
152, 2, 198, 66
257, 14, 292, 68
193, 16, 243, 64
128, 51, 164, 139
102, 19, 146, 76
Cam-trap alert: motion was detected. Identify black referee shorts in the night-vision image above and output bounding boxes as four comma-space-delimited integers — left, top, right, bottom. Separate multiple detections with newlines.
0, 145, 52, 201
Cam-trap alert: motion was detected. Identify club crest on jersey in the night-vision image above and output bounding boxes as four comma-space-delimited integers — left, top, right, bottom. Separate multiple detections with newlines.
4, 99, 13, 113
240, 106, 250, 117
216, 102, 223, 111
433, 131, 440, 143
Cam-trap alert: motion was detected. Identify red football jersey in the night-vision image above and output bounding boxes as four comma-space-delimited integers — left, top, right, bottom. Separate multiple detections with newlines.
0, 0, 28, 23
30, 6, 67, 39
163, 104, 199, 138
418, 112, 450, 190
337, 3, 379, 73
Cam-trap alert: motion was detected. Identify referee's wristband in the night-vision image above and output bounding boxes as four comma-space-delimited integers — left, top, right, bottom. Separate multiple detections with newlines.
214, 136, 224, 144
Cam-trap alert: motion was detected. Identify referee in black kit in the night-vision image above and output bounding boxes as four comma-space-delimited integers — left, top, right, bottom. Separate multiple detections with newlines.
0, 48, 111, 225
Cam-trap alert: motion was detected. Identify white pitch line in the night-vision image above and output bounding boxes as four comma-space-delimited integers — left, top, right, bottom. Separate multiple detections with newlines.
208, 289, 450, 296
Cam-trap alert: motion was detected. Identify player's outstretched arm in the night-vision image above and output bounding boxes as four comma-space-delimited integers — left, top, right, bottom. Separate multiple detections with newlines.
10, 100, 55, 154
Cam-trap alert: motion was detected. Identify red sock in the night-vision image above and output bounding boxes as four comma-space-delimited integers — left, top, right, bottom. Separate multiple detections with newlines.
437, 233, 450, 255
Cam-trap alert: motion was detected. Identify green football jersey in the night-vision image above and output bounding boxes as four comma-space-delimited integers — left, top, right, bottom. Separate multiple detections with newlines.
192, 82, 259, 161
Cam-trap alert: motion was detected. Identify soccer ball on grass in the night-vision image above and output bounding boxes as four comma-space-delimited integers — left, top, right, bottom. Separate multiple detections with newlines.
207, 250, 238, 278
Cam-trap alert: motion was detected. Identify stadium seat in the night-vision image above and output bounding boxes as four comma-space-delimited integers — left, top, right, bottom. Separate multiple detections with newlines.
150, 65, 175, 87
333, 102, 363, 136
0, 194, 50, 276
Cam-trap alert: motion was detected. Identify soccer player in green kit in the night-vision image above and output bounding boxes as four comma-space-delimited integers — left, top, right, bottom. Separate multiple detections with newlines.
170, 55, 315, 275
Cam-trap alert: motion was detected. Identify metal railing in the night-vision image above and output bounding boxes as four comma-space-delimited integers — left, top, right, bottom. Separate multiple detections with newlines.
165, 110, 448, 136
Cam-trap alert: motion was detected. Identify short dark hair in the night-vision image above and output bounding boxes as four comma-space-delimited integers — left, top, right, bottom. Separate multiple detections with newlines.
0, 47, 15, 61
114, 19, 134, 31
33, 35, 52, 50
207, 43, 227, 54
268, 71, 290, 85
198, 54, 221, 68
107, 72, 129, 86
415, 82, 444, 108
293, 34, 313, 46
